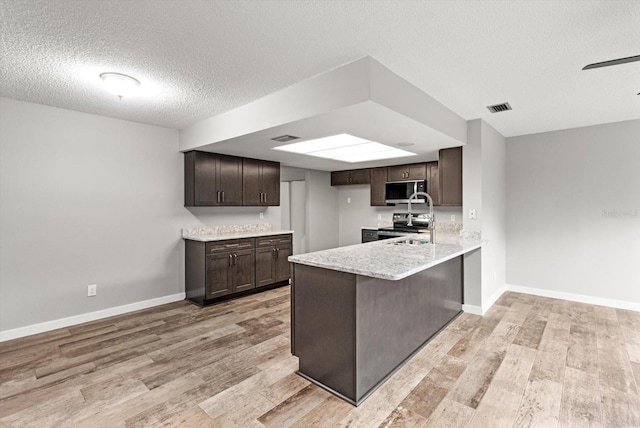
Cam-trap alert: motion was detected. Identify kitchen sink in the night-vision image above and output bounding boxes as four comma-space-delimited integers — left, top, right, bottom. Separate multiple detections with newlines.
388, 238, 430, 246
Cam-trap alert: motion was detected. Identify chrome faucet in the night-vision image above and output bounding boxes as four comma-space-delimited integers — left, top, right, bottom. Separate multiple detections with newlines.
407, 191, 435, 243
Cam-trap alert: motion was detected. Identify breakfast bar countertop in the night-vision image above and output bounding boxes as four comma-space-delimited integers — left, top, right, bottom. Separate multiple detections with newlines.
288, 233, 481, 281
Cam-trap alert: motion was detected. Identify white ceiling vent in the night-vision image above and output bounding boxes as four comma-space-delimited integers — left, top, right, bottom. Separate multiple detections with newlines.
487, 102, 512, 113
271, 134, 300, 142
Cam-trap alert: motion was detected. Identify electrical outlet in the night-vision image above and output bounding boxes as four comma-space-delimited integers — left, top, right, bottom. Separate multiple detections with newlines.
469, 209, 477, 220
87, 284, 97, 297
347, 197, 351, 204
450, 215, 455, 222
377, 214, 382, 220
259, 212, 264, 220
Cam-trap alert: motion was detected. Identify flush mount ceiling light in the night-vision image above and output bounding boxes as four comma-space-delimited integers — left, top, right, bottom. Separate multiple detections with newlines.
273, 133, 416, 163
99, 72, 140, 99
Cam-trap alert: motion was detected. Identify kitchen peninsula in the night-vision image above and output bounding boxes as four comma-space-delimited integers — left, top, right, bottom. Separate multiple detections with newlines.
289, 234, 481, 406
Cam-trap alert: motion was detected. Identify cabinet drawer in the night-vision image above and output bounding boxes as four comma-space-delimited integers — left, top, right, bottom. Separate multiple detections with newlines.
257, 235, 292, 247
206, 238, 255, 253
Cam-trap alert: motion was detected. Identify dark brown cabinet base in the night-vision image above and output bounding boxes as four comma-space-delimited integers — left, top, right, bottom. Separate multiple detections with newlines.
185, 234, 292, 307
291, 256, 463, 406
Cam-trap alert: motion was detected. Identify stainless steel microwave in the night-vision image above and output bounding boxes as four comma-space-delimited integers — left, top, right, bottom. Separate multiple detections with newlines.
385, 180, 426, 204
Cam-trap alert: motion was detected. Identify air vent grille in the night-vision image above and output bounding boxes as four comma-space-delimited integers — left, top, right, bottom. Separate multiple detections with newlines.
271, 134, 300, 142
487, 102, 512, 113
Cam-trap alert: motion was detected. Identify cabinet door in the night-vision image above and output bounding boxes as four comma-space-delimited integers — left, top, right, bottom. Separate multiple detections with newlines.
262, 160, 280, 206
275, 245, 292, 283
242, 158, 262, 206
370, 167, 387, 206
233, 249, 255, 292
386, 165, 407, 182
194, 152, 220, 205
256, 246, 276, 287
206, 253, 232, 298
331, 170, 351, 186
439, 147, 462, 206
427, 162, 441, 206
387, 163, 427, 181
217, 155, 243, 206
406, 163, 427, 180
349, 169, 371, 185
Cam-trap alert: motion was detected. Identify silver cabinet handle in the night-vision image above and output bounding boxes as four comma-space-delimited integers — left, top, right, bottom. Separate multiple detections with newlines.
228, 254, 232, 266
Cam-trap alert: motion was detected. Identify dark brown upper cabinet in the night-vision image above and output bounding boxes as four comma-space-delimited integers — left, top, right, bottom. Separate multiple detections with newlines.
370, 167, 388, 206
185, 151, 280, 207
331, 169, 371, 186
438, 147, 462, 206
386, 163, 427, 182
426, 162, 441, 206
243, 158, 280, 206
184, 151, 242, 206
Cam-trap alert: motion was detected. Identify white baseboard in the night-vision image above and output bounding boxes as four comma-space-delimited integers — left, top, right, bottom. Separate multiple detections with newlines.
483, 286, 506, 314
462, 286, 506, 316
462, 304, 483, 315
0, 293, 186, 342
506, 284, 640, 312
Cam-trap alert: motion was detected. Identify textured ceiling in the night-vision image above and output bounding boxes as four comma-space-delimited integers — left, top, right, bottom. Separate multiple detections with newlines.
1, 0, 639, 137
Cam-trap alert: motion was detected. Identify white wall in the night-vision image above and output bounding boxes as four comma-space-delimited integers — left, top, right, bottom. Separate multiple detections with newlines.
0, 98, 283, 337
479, 121, 506, 306
337, 185, 462, 247
462, 119, 507, 311
0, 98, 180, 333
506, 119, 640, 309
304, 170, 339, 251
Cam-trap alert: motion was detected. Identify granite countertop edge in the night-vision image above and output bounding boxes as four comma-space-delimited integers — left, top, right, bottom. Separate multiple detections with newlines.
288, 235, 482, 281
183, 229, 294, 242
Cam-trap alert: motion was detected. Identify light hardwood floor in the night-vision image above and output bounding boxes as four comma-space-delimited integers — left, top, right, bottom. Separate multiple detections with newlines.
1, 287, 639, 427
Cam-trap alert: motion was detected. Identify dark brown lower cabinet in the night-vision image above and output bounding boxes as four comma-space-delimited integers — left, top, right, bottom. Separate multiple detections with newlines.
206, 248, 255, 298
185, 234, 292, 306
256, 235, 292, 287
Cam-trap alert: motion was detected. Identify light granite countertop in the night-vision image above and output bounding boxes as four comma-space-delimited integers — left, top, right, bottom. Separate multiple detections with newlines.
288, 234, 481, 281
183, 228, 293, 242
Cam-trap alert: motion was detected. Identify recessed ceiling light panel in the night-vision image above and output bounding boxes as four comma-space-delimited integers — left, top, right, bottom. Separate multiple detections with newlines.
273, 133, 415, 163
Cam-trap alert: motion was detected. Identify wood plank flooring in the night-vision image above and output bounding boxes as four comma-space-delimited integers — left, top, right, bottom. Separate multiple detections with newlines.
1, 288, 639, 427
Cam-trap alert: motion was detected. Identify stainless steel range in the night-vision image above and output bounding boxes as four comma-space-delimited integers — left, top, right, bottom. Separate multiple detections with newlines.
377, 212, 434, 241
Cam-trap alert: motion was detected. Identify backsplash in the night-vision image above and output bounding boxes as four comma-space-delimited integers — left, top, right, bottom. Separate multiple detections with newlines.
435, 222, 463, 234
182, 223, 272, 238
